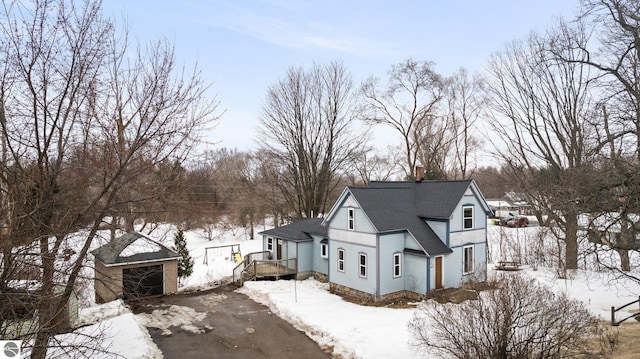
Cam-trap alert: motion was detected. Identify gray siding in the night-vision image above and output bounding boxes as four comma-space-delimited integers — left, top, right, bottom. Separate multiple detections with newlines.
404, 253, 427, 294
378, 233, 405, 295
329, 239, 377, 296
426, 220, 447, 245
330, 195, 376, 233
311, 235, 329, 275
296, 241, 313, 272
450, 191, 488, 233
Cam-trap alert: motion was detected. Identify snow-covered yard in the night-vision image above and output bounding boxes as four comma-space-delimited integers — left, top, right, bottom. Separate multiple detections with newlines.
46, 220, 640, 358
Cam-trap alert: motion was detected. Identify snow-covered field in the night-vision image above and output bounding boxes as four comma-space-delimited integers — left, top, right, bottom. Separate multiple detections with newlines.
48, 220, 640, 358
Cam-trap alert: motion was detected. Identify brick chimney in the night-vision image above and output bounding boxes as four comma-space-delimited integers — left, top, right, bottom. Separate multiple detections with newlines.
415, 165, 424, 181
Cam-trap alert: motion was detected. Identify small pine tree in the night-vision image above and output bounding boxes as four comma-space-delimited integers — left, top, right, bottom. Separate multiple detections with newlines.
174, 229, 194, 283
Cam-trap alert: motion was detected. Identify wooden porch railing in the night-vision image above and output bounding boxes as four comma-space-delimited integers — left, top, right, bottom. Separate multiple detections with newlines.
611, 296, 640, 326
232, 251, 270, 284
232, 253, 297, 285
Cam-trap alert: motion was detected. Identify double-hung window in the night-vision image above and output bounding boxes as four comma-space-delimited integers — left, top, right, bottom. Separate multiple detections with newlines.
337, 248, 345, 272
463, 245, 474, 274
393, 252, 402, 278
359, 253, 367, 278
347, 208, 355, 230
267, 237, 273, 251
463, 206, 474, 230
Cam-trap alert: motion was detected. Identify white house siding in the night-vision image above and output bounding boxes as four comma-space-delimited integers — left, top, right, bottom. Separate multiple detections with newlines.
328, 228, 376, 247
378, 233, 406, 296
328, 239, 377, 296
311, 235, 329, 276
449, 228, 485, 248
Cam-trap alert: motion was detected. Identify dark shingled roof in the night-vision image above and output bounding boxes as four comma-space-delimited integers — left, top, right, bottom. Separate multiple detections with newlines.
259, 218, 327, 241
349, 180, 475, 256
91, 232, 180, 266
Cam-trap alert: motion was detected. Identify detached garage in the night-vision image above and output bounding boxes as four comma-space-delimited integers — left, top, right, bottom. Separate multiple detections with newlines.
92, 232, 180, 303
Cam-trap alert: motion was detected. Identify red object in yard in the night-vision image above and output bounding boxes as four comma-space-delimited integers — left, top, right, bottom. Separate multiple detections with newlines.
506, 216, 529, 227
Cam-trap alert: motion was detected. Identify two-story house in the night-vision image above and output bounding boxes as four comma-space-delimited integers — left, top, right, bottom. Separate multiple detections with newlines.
259, 178, 492, 302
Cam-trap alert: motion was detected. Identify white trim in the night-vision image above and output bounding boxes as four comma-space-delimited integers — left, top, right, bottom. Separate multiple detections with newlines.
463, 205, 474, 230
393, 252, 402, 278
102, 257, 178, 267
337, 248, 345, 272
463, 245, 474, 275
320, 243, 328, 258
358, 252, 367, 278
347, 207, 355, 231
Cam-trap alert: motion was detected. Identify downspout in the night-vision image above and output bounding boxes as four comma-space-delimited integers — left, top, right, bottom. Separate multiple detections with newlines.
376, 235, 380, 300
426, 256, 431, 292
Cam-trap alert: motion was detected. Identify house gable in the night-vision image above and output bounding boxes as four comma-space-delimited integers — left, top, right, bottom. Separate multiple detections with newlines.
323, 187, 376, 234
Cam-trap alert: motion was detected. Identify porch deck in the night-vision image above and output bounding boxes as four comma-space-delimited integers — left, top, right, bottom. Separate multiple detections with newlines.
243, 260, 297, 280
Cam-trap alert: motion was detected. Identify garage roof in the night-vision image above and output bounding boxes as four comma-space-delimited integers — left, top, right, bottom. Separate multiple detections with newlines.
91, 232, 180, 266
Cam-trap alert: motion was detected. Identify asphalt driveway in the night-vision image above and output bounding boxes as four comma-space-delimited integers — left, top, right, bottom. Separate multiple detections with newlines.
131, 283, 331, 359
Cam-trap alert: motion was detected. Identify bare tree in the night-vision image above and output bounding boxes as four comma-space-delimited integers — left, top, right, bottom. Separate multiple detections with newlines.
409, 273, 610, 359
344, 148, 398, 186
257, 61, 365, 219
445, 68, 485, 179
486, 21, 600, 270
361, 59, 448, 179
0, 1, 219, 357
555, 0, 640, 274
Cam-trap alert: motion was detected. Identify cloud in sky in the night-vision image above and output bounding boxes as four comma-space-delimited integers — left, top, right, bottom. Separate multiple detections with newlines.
197, 2, 395, 57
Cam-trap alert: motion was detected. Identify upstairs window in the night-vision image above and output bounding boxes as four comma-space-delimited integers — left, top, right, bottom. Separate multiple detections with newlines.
347, 208, 355, 230
337, 248, 345, 272
463, 245, 474, 274
393, 252, 402, 278
463, 206, 474, 229
359, 253, 367, 278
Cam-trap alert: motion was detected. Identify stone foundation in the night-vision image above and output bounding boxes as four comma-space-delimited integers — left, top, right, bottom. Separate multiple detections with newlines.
329, 283, 423, 304
312, 272, 328, 283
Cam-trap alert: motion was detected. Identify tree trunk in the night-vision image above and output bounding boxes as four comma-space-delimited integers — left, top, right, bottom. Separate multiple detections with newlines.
618, 249, 631, 272
565, 213, 579, 270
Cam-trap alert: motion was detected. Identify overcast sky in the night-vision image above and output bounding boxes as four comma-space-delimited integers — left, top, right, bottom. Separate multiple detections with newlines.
102, 0, 579, 152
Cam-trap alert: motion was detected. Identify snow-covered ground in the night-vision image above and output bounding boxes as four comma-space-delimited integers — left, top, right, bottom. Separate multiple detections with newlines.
48, 220, 640, 358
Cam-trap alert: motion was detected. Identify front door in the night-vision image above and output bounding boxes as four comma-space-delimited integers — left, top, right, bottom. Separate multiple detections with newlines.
435, 256, 443, 289
277, 239, 283, 260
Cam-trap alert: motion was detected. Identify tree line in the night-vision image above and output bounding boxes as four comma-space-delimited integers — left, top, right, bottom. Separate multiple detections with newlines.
1, 0, 639, 357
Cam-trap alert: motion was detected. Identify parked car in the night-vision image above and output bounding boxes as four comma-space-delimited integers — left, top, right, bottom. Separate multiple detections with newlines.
506, 216, 529, 227
498, 213, 529, 227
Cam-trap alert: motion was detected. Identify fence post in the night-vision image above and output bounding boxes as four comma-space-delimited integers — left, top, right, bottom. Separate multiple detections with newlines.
611, 306, 615, 326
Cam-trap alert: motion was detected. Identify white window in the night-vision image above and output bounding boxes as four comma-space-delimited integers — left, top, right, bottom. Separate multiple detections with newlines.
463, 206, 473, 230
463, 245, 474, 274
321, 243, 328, 258
337, 248, 345, 272
359, 253, 367, 278
347, 208, 355, 230
267, 237, 273, 251
393, 252, 402, 278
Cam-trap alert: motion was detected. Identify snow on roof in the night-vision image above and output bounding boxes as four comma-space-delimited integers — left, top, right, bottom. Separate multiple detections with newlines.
91, 232, 179, 266
120, 236, 163, 257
